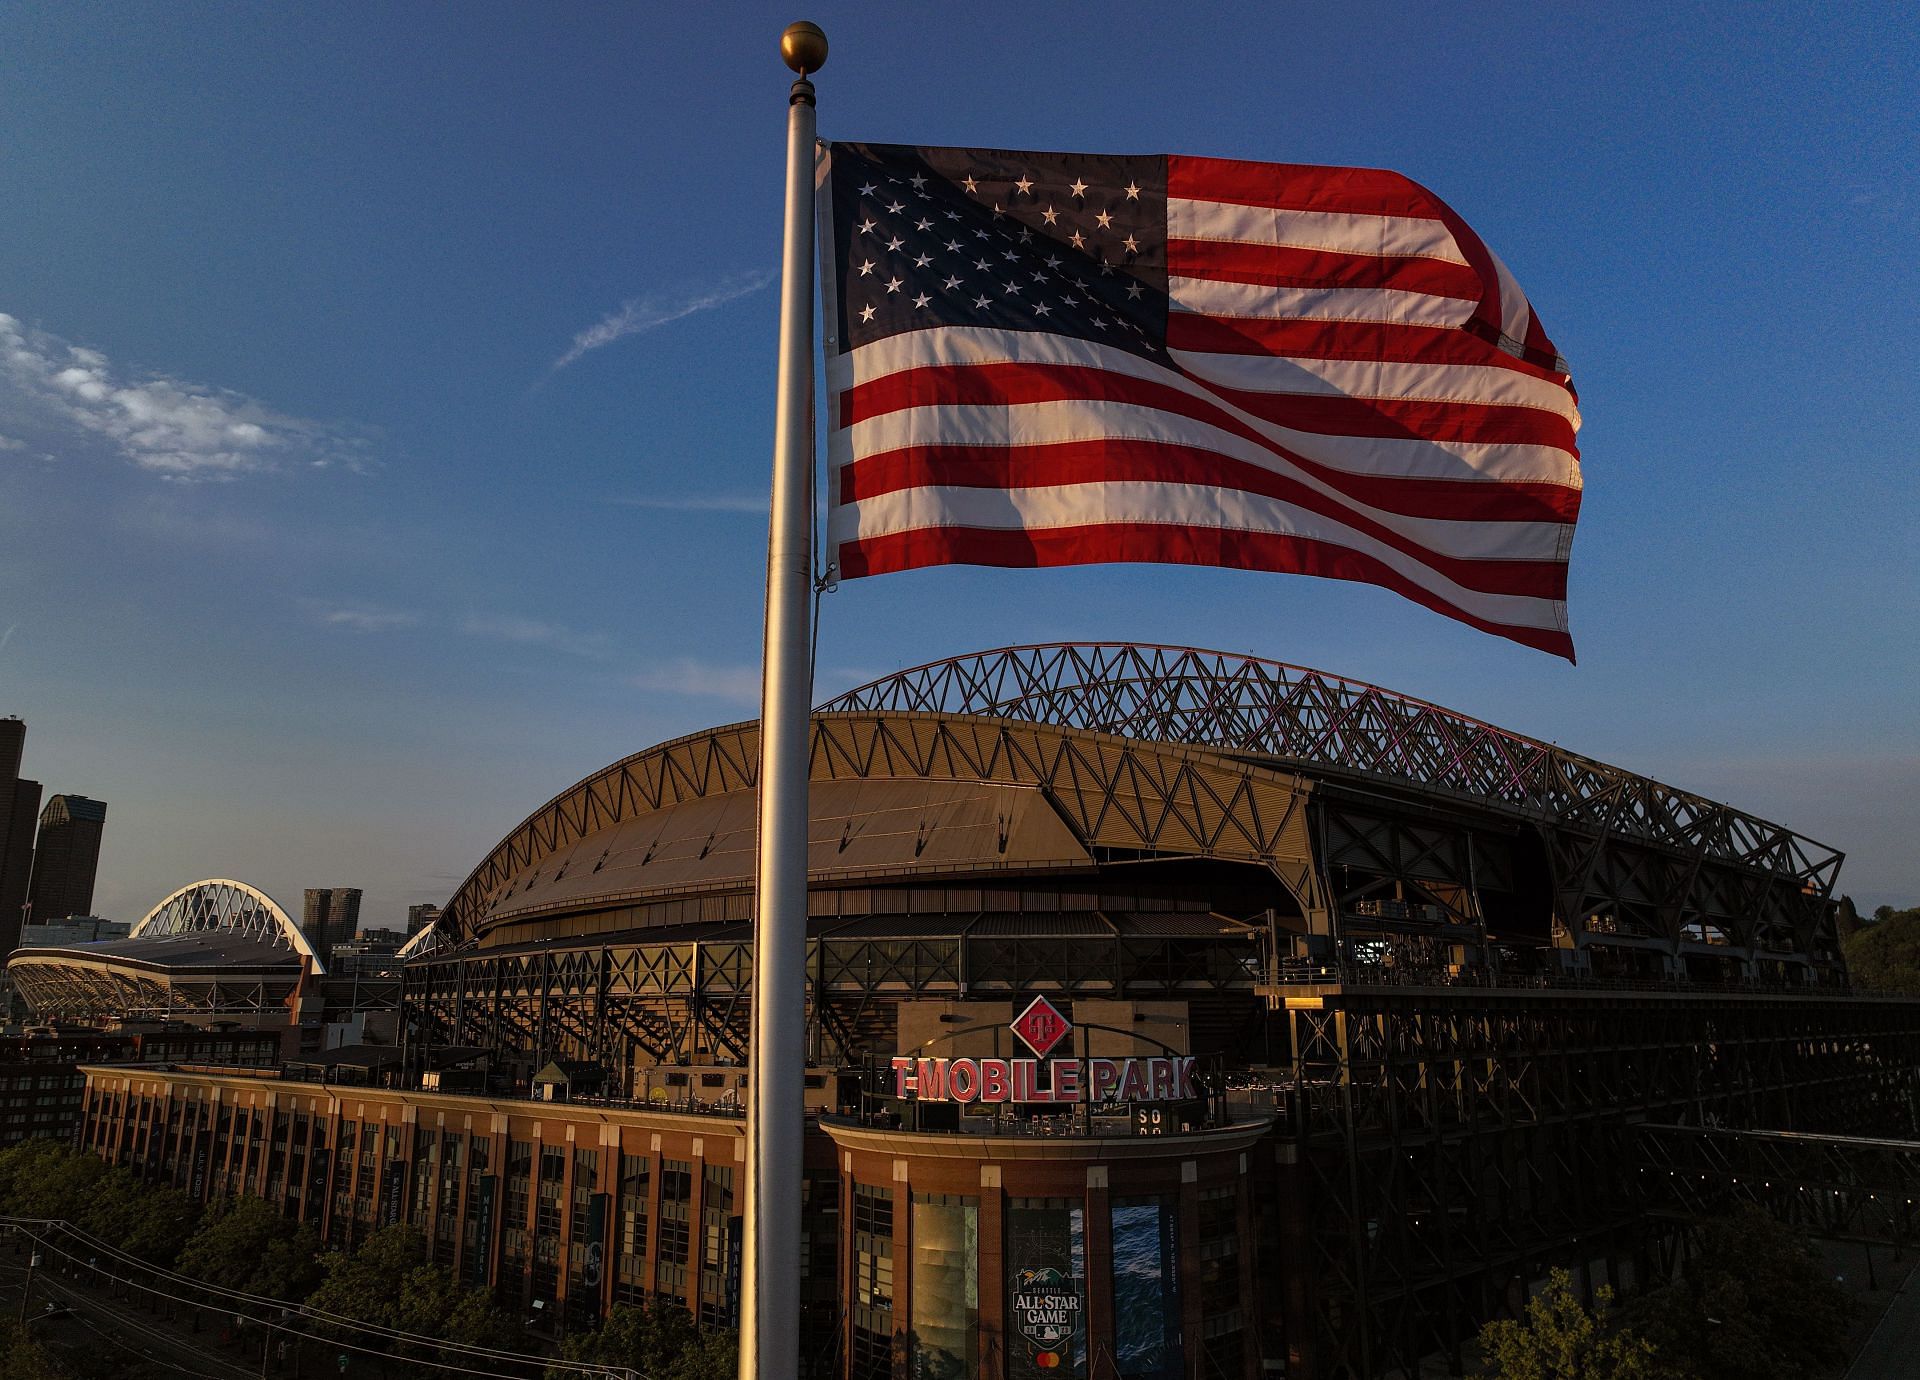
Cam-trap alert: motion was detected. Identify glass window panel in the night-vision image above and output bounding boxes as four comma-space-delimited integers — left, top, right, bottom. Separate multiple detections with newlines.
1111, 1196, 1183, 1380
910, 1194, 977, 1380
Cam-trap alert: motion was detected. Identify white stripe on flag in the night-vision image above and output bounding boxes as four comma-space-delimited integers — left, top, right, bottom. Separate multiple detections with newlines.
1168, 275, 1476, 329
1166, 347, 1579, 422
1167, 198, 1469, 265
1485, 245, 1535, 350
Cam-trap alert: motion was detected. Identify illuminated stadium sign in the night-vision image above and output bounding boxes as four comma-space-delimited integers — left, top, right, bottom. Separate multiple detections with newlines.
1011, 995, 1072, 1058
891, 997, 1198, 1104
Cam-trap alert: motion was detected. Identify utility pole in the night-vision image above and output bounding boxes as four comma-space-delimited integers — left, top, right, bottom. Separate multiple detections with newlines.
17, 1249, 36, 1324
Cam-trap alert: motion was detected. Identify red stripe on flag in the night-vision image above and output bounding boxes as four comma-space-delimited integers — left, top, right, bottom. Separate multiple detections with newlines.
1523, 311, 1560, 368
1169, 155, 1443, 218
1168, 238, 1483, 301
841, 362, 1578, 501
837, 523, 1574, 660
840, 437, 1580, 525
836, 439, 1572, 598
1198, 379, 1576, 452
1164, 312, 1570, 384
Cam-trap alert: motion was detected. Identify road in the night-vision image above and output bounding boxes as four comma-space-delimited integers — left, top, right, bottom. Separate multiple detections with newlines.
1846, 1265, 1920, 1380
0, 1258, 263, 1380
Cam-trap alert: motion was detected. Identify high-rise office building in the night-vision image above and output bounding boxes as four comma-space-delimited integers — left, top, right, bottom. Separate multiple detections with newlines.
302, 887, 363, 962
26, 794, 107, 924
0, 719, 21, 785
406, 902, 441, 934
0, 719, 41, 955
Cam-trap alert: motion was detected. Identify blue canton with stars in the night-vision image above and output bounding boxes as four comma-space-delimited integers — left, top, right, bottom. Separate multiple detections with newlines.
825, 143, 1169, 360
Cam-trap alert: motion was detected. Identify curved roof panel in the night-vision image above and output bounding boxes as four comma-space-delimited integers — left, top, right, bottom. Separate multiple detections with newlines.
132, 878, 322, 973
438, 643, 1845, 952
484, 776, 1088, 929
442, 712, 1318, 942
12, 930, 302, 973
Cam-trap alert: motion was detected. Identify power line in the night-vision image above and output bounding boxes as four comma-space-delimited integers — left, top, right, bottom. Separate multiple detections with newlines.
4, 1217, 653, 1379
18, 1237, 559, 1380
33, 1274, 255, 1380
4, 1213, 576, 1365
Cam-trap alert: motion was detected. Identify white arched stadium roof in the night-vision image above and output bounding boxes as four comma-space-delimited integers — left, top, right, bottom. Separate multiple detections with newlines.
130, 878, 325, 974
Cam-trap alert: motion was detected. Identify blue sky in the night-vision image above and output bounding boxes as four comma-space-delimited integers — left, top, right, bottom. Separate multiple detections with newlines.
1, 2, 1914, 926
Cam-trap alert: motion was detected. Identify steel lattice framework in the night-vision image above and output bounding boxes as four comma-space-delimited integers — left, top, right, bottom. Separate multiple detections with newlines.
1274, 988, 1920, 1377
132, 878, 323, 970
822, 644, 1841, 887
8, 960, 292, 1020
1636, 1123, 1920, 1247
407, 915, 1270, 1079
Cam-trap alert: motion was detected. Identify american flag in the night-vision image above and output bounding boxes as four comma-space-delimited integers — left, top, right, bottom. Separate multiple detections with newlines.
820, 142, 1583, 660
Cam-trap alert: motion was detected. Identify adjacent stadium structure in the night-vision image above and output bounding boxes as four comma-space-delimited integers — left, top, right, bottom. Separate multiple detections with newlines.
74, 646, 1920, 1380
9, 877, 399, 1049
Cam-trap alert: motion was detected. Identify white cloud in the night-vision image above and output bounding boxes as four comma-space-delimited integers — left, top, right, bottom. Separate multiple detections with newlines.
604, 492, 765, 514
0, 435, 25, 451
0, 311, 364, 480
550, 269, 775, 371
632, 657, 763, 705
461, 613, 612, 660
312, 604, 420, 634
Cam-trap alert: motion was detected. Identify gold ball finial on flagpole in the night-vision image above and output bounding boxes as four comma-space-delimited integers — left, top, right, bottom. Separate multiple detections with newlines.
781, 21, 828, 76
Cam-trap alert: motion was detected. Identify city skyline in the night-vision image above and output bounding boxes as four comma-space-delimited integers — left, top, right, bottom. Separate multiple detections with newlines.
1, 3, 1915, 927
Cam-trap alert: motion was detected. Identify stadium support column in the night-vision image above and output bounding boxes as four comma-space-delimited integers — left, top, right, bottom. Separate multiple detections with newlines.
744, 21, 826, 1380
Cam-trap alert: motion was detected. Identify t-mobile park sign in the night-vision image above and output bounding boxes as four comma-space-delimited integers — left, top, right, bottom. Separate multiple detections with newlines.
889, 996, 1198, 1105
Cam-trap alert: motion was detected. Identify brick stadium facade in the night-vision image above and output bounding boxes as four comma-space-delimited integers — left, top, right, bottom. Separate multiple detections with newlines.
68, 646, 1920, 1378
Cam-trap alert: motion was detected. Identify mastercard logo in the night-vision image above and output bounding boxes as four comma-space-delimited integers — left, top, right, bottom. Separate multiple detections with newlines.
1036, 1353, 1062, 1369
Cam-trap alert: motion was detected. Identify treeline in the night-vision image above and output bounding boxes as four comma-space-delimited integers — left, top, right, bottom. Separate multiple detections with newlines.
1842, 901, 1920, 994
1475, 1207, 1855, 1379
0, 1138, 734, 1380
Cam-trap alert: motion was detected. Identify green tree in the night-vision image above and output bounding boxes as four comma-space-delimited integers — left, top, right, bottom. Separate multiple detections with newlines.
0, 1141, 62, 1216
550, 1297, 735, 1380
0, 1138, 105, 1222
440, 1285, 522, 1352
307, 1223, 426, 1326
666, 1329, 739, 1380
1630, 1208, 1852, 1380
76, 1167, 201, 1267
305, 1224, 514, 1356
1475, 1269, 1673, 1379
1844, 904, 1920, 992
176, 1195, 323, 1301
0, 1322, 63, 1380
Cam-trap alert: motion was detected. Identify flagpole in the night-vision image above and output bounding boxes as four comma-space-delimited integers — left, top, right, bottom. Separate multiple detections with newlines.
743, 20, 826, 1380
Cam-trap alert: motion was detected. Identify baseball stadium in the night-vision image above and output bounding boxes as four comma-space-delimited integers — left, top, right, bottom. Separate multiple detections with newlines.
68, 644, 1920, 1380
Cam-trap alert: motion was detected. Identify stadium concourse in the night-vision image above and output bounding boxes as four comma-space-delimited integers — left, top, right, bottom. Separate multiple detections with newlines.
73, 645, 1920, 1380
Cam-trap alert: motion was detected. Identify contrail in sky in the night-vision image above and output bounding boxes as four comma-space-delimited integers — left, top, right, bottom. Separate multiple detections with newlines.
550, 269, 774, 372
